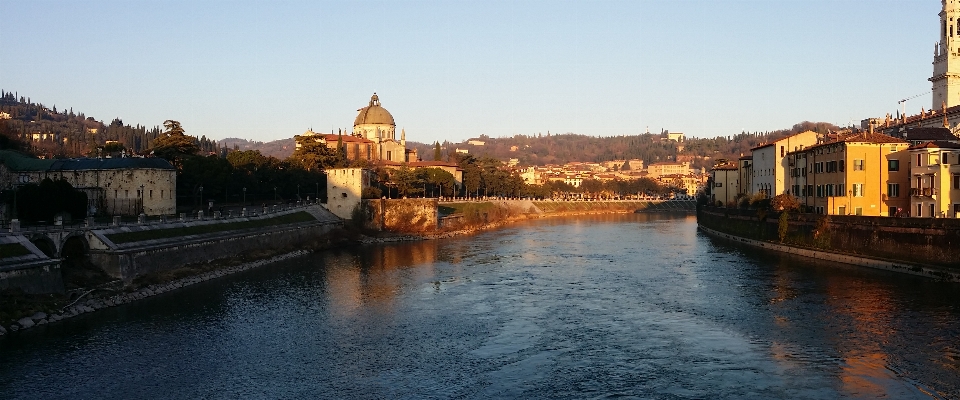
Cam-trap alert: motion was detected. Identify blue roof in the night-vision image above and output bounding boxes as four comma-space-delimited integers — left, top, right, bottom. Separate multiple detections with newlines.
0, 150, 174, 172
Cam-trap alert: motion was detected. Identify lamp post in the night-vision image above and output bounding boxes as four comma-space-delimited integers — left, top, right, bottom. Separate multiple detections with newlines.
315, 182, 319, 203
274, 186, 277, 202
242, 187, 246, 206
199, 185, 203, 210
297, 184, 300, 201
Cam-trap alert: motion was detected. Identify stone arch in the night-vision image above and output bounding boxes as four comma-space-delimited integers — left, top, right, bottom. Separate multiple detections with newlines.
28, 235, 57, 258
60, 233, 89, 261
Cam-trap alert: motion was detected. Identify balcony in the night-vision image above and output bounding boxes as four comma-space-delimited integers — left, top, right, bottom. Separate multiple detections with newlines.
911, 187, 937, 197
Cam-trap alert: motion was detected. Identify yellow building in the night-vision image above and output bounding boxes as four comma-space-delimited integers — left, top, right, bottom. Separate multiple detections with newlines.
710, 163, 739, 206
908, 141, 960, 217
793, 132, 910, 216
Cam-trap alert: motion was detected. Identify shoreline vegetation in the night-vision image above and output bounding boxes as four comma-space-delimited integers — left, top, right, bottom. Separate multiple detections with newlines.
0, 201, 691, 335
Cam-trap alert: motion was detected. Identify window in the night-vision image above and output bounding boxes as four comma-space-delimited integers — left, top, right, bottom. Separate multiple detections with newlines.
931, 203, 936, 218
888, 183, 900, 198
149, 190, 153, 199
888, 159, 899, 171
918, 203, 923, 217
954, 174, 960, 190
839, 160, 844, 172
853, 159, 864, 171
855, 207, 863, 216
954, 204, 960, 217
853, 183, 864, 197
917, 154, 922, 167
838, 206, 846, 215
781, 146, 784, 157
715, 182, 723, 187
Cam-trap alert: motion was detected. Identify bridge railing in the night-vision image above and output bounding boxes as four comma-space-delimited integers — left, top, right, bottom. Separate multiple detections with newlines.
0, 201, 324, 235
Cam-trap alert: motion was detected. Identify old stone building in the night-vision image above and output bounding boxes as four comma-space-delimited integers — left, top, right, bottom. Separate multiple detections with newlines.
0, 151, 176, 216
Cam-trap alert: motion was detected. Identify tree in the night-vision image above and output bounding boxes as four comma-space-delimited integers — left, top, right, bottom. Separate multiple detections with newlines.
288, 135, 342, 172
151, 120, 199, 166
391, 165, 422, 197
419, 167, 456, 197
433, 142, 442, 161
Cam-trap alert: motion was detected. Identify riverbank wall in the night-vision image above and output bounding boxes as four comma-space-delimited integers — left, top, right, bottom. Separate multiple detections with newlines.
361, 199, 438, 232
697, 205, 960, 278
0, 234, 63, 294
88, 205, 341, 283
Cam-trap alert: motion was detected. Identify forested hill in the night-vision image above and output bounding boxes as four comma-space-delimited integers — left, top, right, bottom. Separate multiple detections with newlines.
218, 137, 294, 160
409, 121, 841, 169
0, 90, 219, 158
0, 91, 842, 168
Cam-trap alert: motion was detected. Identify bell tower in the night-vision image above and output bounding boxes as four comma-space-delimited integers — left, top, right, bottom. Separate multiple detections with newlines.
932, 0, 960, 109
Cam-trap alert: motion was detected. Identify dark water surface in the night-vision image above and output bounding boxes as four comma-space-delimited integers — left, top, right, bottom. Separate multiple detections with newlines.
2, 213, 960, 399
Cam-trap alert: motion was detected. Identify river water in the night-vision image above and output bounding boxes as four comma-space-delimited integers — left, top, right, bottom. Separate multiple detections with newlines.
2, 213, 960, 399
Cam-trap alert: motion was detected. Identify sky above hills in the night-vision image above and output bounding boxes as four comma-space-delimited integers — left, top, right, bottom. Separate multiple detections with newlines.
0, 0, 939, 144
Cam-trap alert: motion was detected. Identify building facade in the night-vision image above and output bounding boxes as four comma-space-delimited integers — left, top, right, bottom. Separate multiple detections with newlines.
326, 168, 374, 220
908, 141, 960, 217
710, 163, 739, 206
0, 151, 176, 216
750, 130, 819, 198
932, 0, 960, 109
792, 133, 910, 216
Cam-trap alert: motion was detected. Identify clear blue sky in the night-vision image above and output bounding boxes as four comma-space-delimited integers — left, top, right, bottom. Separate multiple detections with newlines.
0, 0, 939, 144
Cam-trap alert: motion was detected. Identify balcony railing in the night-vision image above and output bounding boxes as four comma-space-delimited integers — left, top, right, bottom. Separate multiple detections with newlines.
911, 187, 937, 197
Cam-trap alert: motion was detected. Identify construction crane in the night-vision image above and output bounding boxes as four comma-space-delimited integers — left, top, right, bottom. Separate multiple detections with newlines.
898, 91, 930, 117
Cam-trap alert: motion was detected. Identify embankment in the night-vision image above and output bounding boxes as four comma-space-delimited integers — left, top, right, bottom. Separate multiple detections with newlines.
697, 206, 960, 280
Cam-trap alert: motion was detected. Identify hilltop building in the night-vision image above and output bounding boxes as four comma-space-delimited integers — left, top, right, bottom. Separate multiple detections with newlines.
297, 93, 417, 163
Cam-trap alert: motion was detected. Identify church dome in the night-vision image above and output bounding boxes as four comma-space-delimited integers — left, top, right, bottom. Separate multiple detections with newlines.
353, 93, 396, 127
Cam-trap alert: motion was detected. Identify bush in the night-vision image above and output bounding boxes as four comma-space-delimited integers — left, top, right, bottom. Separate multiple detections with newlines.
361, 186, 382, 199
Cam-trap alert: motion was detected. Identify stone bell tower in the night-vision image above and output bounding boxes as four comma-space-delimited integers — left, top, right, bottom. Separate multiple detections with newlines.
932, 0, 960, 109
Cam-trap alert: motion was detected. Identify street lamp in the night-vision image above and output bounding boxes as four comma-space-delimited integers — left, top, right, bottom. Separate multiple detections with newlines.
274, 186, 277, 202
242, 187, 246, 206
315, 182, 319, 203
199, 185, 203, 210
297, 184, 300, 201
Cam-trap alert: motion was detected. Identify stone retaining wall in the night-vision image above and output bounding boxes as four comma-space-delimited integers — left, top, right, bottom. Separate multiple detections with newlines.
698, 205, 960, 271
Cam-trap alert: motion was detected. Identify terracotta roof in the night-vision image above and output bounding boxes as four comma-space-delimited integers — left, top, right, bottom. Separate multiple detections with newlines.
316, 133, 373, 144
802, 132, 907, 152
908, 141, 960, 150
711, 164, 738, 171
902, 127, 957, 141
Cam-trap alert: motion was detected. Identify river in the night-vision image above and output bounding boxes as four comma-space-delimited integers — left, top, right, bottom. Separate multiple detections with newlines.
1, 213, 959, 399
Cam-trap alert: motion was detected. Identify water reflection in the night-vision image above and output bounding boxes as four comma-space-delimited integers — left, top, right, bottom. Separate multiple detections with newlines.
1, 213, 959, 399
